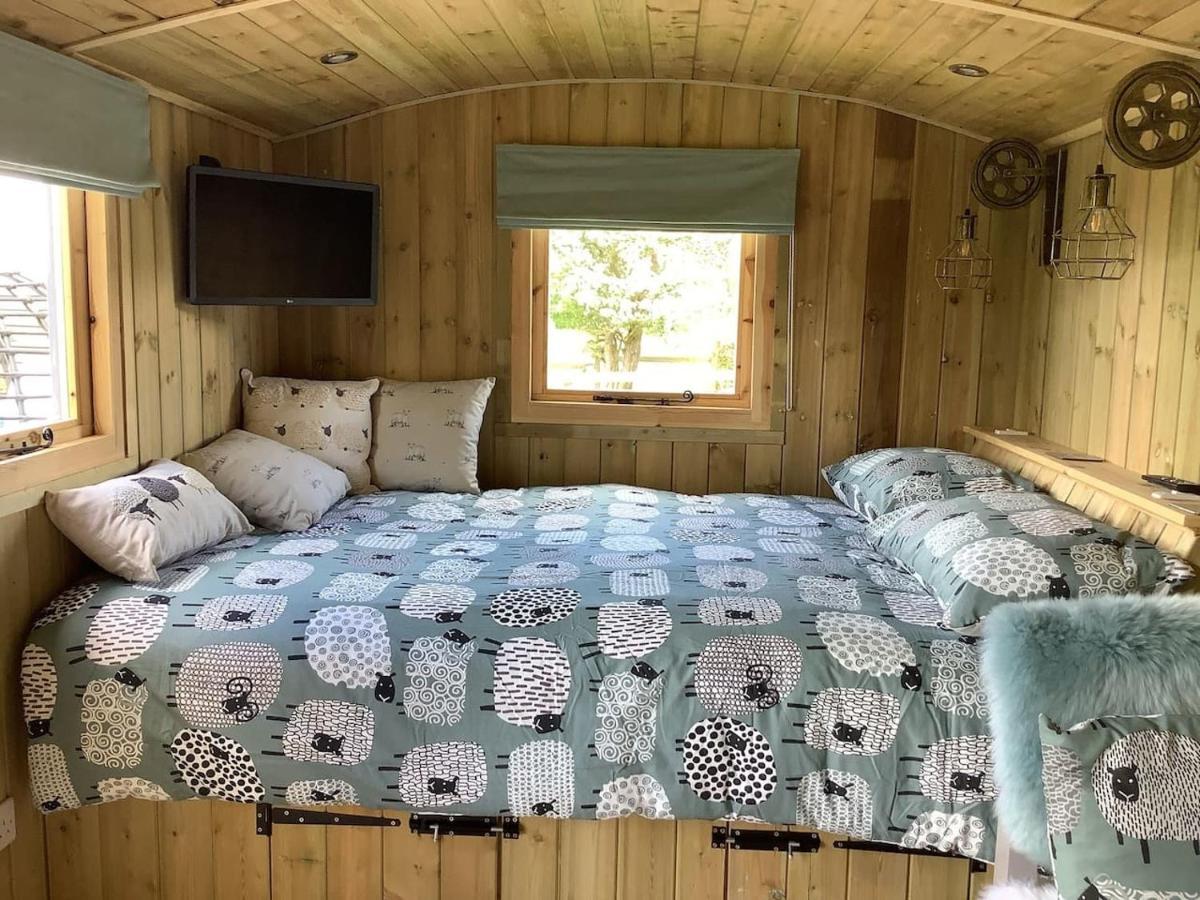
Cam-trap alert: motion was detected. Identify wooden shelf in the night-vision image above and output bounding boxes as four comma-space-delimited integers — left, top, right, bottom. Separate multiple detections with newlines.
963, 426, 1200, 530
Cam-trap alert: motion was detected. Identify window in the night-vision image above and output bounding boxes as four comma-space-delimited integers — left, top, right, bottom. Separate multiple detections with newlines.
0, 174, 81, 440
512, 229, 779, 430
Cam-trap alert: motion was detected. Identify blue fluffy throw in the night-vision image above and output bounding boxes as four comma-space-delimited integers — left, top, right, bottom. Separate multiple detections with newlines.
980, 594, 1200, 865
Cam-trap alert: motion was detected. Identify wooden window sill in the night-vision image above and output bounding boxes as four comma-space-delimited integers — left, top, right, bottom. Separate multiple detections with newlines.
0, 433, 134, 518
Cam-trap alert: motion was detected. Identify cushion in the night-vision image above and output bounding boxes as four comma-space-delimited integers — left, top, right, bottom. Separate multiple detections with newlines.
822, 447, 1022, 521
370, 377, 495, 493
44, 459, 251, 583
863, 492, 1191, 631
179, 429, 349, 532
1039, 713, 1200, 899
240, 369, 379, 493
981, 595, 1200, 867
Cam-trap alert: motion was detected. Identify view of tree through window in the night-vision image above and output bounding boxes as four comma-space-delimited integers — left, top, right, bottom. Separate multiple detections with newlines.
0, 174, 70, 434
546, 229, 742, 396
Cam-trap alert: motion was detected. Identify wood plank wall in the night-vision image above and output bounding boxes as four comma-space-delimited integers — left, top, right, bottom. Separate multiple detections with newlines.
271, 83, 1030, 497
1006, 137, 1200, 481
0, 98, 278, 900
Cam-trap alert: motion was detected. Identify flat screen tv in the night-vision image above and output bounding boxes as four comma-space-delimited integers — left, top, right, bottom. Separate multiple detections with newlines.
187, 164, 379, 306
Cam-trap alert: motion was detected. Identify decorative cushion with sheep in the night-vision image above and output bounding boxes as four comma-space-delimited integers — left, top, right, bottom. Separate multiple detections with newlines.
1039, 713, 1200, 900
240, 369, 379, 493
369, 377, 495, 493
44, 459, 252, 583
863, 492, 1192, 631
822, 447, 1023, 521
179, 429, 350, 532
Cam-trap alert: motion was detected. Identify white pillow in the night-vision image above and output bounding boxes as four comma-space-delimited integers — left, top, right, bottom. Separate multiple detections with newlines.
180, 429, 349, 532
370, 378, 495, 493
45, 460, 251, 583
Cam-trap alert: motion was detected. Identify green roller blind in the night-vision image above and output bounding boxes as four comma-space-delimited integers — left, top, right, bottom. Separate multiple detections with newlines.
0, 31, 158, 197
495, 144, 800, 233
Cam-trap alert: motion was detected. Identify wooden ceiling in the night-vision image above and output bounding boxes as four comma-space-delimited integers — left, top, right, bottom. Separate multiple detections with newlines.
4, 0, 1200, 140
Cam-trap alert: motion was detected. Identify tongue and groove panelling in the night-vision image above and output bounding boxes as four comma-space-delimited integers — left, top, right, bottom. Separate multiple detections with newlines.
271, 82, 1029, 498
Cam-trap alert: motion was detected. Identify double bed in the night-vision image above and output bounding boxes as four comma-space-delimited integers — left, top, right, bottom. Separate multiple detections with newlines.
21, 484, 997, 861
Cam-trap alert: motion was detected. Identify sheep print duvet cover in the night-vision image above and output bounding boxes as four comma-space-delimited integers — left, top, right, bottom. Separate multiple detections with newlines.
21, 485, 998, 860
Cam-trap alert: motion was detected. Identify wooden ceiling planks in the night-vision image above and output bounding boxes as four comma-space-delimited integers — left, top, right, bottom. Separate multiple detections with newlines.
5, 0, 1200, 141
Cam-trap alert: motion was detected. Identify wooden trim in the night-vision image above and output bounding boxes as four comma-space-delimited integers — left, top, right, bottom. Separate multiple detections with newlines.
494, 420, 785, 445
930, 0, 1200, 61
1039, 118, 1104, 152
62, 0, 291, 54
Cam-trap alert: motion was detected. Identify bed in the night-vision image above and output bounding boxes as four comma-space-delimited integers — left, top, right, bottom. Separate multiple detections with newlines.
20, 484, 998, 861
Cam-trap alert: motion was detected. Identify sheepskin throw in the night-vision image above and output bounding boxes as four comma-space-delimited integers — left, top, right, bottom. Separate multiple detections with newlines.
980, 595, 1200, 865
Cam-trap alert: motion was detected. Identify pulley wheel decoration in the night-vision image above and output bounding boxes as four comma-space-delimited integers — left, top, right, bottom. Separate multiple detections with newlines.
1105, 60, 1200, 170
971, 138, 1044, 209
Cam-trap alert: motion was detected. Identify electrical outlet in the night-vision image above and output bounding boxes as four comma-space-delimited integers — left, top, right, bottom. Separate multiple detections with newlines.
0, 797, 15, 852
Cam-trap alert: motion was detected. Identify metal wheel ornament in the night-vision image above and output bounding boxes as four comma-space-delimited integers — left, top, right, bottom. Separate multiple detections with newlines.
1105, 60, 1200, 170
971, 138, 1044, 209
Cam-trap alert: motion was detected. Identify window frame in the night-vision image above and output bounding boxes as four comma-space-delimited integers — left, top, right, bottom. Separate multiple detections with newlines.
511, 228, 779, 431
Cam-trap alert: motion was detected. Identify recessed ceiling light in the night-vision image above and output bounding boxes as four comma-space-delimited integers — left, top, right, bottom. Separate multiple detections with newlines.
948, 62, 989, 78
320, 50, 358, 65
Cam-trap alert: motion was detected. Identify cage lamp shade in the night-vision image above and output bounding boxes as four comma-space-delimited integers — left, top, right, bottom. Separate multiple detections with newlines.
1050, 164, 1135, 281
935, 208, 992, 292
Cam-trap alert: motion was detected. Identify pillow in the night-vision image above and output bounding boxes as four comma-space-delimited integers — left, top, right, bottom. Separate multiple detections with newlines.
822, 447, 1022, 520
370, 377, 495, 493
240, 369, 379, 493
179, 429, 349, 532
1040, 713, 1200, 900
44, 460, 251, 583
864, 492, 1192, 631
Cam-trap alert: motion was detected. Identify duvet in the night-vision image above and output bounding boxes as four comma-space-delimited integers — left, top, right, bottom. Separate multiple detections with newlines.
21, 485, 998, 860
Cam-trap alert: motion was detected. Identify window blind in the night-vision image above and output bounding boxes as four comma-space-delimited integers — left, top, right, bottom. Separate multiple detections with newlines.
0, 32, 158, 197
495, 144, 800, 233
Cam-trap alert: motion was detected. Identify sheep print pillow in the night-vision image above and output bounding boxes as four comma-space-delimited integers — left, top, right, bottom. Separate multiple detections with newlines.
863, 492, 1191, 631
822, 447, 1022, 521
1039, 714, 1200, 900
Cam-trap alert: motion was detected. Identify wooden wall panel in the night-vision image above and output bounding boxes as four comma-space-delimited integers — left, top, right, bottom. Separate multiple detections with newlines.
273, 83, 1020, 495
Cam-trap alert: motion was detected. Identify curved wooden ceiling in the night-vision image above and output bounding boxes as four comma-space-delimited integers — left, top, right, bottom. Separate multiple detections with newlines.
4, 0, 1199, 139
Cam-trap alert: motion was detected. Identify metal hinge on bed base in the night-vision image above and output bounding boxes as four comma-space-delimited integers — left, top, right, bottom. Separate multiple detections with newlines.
254, 804, 520, 840
712, 827, 820, 854
832, 839, 989, 873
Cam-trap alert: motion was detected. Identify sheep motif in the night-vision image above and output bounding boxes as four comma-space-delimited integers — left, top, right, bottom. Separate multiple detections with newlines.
691, 634, 804, 714
345, 550, 410, 575
322, 508, 388, 526
593, 773, 673, 820
80, 676, 148, 767
923, 512, 988, 558
901, 734, 996, 803
899, 810, 986, 857
34, 582, 100, 629
318, 572, 397, 604
606, 518, 651, 536
950, 537, 1066, 598
799, 687, 902, 756
1010, 508, 1095, 537
403, 632, 476, 725
475, 491, 525, 512
795, 575, 861, 610
945, 454, 1001, 477
608, 503, 659, 522
173, 642, 282, 728
1070, 541, 1137, 597
863, 562, 922, 592
394, 583, 475, 621
929, 640, 987, 717
808, 613, 920, 689
864, 502, 935, 543
694, 544, 755, 562
81, 595, 171, 665
977, 490, 1051, 512
283, 778, 358, 806
696, 565, 769, 593
679, 515, 748, 533
1091, 729, 1200, 864
420, 557, 487, 583
355, 532, 416, 551
432, 539, 499, 559
680, 716, 777, 805
537, 530, 588, 548
610, 568, 671, 598
504, 739, 575, 818
889, 472, 946, 508
96, 777, 171, 803
169, 729, 263, 801
1079, 874, 1200, 900
21, 644, 56, 737
332, 381, 376, 409
409, 501, 468, 523
1041, 742, 1082, 849
232, 559, 313, 590
792, 769, 872, 838
582, 601, 673, 659
508, 560, 580, 587
28, 743, 81, 812
692, 597, 783, 627
135, 562, 209, 594
392, 741, 488, 807
192, 594, 288, 631
593, 667, 664, 764
757, 508, 823, 528
112, 483, 159, 522
487, 587, 579, 627
276, 699, 375, 765
759, 537, 822, 556
590, 551, 671, 569
482, 637, 571, 732
883, 590, 945, 627
301, 605, 392, 691
671, 526, 737, 545
600, 535, 666, 553
615, 487, 657, 505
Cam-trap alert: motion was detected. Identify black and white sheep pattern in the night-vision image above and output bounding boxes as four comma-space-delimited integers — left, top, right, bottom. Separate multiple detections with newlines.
303, 605, 391, 689
317, 572, 396, 604
803, 688, 902, 757
692, 634, 804, 715
193, 594, 288, 631
913, 735, 996, 803
594, 773, 673, 820
593, 671, 663, 764
138, 563, 210, 594
1092, 729, 1200, 843
280, 700, 375, 765
899, 810, 986, 857
80, 677, 148, 767
889, 473, 946, 508
694, 597, 783, 627
1009, 508, 1095, 537
610, 568, 671, 598
812, 612, 916, 682
594, 602, 673, 658
696, 565, 769, 593
1082, 875, 1200, 900
403, 633, 476, 725
284, 778, 358, 806
1040, 742, 1082, 839
84, 596, 171, 665
232, 559, 312, 590
33, 582, 99, 629
174, 642, 282, 728
28, 743, 81, 811
396, 741, 488, 807
884, 590, 945, 627
420, 557, 487, 583
1070, 542, 1137, 597
395, 583, 474, 620
508, 560, 581, 587
950, 537, 1062, 597
169, 729, 263, 802
793, 769, 872, 839
929, 640, 987, 718
21, 644, 56, 737
96, 776, 170, 803
795, 575, 861, 610
506, 739, 574, 818
682, 716, 777, 805
923, 513, 988, 558
490, 637, 572, 728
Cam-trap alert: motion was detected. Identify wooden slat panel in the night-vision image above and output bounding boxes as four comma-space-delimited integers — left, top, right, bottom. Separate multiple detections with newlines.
559, 819, 618, 900
616, 818, 674, 900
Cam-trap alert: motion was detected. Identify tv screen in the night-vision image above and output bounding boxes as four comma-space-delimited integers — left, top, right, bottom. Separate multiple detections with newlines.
187, 165, 379, 306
